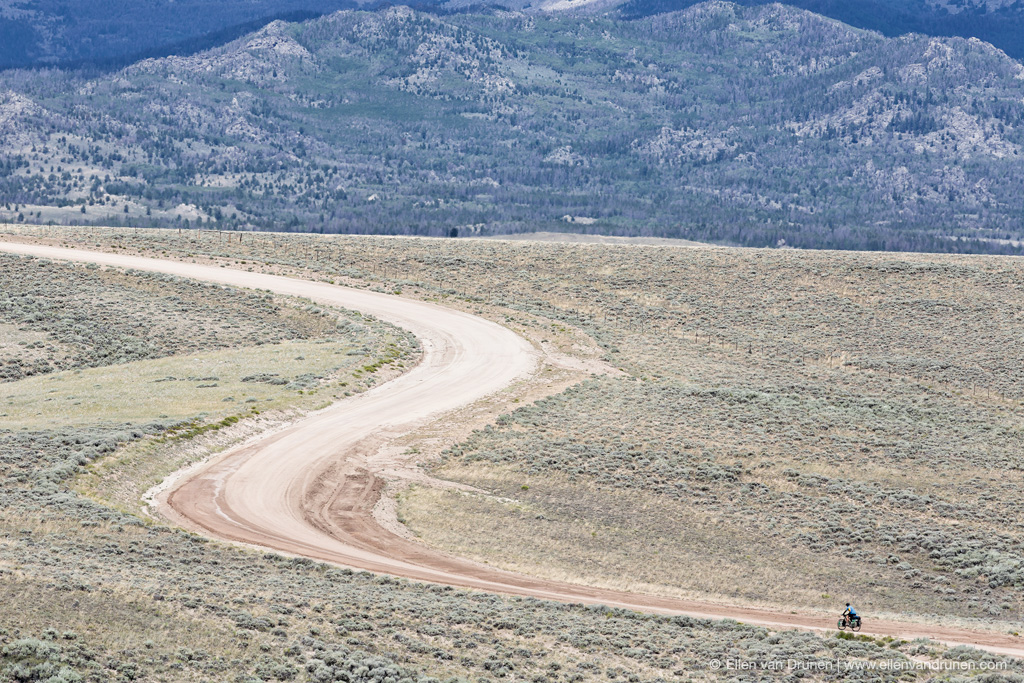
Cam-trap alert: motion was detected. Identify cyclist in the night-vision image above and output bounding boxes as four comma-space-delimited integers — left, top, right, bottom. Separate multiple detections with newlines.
842, 603, 858, 627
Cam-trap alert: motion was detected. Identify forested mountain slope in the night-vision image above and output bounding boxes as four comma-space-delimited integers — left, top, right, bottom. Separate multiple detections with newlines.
612, 0, 1024, 60
0, 0, 360, 69
2, 2, 1024, 252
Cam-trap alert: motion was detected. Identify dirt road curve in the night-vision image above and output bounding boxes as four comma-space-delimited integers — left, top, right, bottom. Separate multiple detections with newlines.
3, 241, 1022, 659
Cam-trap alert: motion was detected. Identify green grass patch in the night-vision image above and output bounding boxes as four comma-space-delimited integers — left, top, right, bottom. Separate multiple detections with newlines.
0, 339, 362, 430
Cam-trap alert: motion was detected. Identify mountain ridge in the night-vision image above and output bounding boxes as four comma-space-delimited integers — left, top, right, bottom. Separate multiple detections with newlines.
0, 0, 362, 70
1, 2, 1023, 253
612, 0, 1024, 60
2, 0, 1023, 70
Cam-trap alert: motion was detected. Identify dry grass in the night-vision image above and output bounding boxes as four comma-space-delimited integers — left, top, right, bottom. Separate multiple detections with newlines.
3, 494, 961, 682
64, 337, 400, 517
2, 226, 1024, 680
10, 228, 1023, 627
401, 464, 855, 609
0, 574, 237, 659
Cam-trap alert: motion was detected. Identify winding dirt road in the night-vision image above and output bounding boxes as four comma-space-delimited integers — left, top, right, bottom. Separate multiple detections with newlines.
2, 240, 1022, 659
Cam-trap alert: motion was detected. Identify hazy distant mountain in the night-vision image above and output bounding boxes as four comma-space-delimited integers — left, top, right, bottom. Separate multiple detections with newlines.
0, 0, 363, 69
2, 3, 1023, 253
612, 0, 1024, 60
2, 0, 1023, 70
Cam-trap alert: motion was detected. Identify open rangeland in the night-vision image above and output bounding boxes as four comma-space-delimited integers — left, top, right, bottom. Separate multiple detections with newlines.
0, 225, 1022, 681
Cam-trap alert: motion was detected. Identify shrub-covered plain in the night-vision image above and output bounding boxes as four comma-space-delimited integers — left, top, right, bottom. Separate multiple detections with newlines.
3, 424, 1019, 682
0, 249, 420, 515
406, 370, 1024, 617
0, 253, 348, 381
32, 226, 1024, 621
1, 227, 1023, 680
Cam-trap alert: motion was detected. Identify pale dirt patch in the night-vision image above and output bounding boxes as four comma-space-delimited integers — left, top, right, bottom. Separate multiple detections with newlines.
479, 231, 708, 247
0, 323, 49, 349
0, 323, 73, 372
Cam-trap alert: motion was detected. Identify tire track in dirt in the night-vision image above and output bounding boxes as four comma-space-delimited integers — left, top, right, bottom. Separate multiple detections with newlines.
2, 240, 1021, 659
